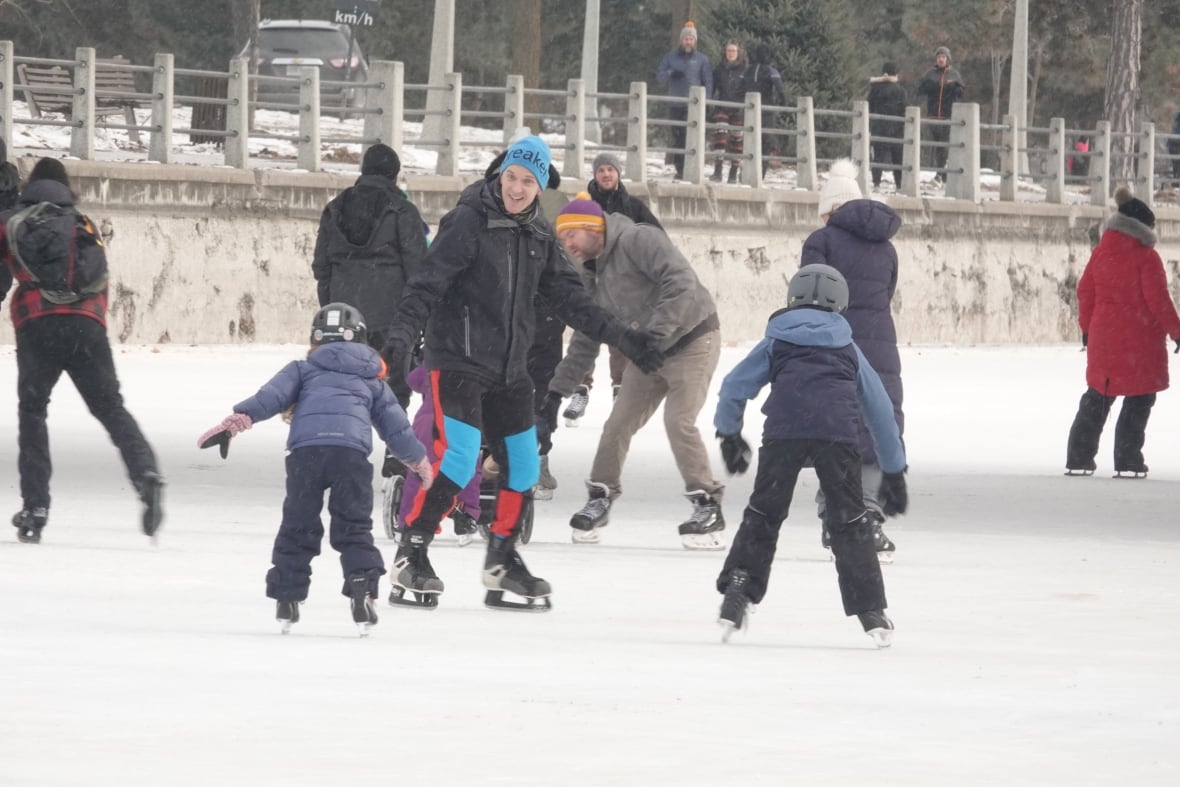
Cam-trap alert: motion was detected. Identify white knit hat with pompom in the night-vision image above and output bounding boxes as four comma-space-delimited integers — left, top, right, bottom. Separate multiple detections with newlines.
818, 159, 863, 217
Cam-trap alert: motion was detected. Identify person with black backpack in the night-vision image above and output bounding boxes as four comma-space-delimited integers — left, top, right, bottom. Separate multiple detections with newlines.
0, 157, 163, 544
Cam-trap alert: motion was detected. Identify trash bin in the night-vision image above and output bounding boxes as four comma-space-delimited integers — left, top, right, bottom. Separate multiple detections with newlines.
190, 76, 228, 145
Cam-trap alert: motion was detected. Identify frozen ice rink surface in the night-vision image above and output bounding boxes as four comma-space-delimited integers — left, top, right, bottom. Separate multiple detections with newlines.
0, 343, 1177, 786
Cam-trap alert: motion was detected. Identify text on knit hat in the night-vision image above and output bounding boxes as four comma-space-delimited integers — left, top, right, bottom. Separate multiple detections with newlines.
555, 192, 605, 235
502, 135, 550, 189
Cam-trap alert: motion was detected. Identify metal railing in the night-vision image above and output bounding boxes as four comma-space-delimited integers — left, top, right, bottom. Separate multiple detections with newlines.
2, 42, 1178, 206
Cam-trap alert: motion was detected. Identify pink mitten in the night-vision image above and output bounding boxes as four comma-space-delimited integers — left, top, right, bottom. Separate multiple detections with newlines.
197, 413, 253, 459
407, 456, 434, 491
221, 413, 254, 435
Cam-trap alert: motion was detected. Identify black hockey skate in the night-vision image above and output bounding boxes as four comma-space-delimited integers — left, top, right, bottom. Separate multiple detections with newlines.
276, 599, 300, 634
381, 473, 405, 540
858, 609, 894, 648
12, 507, 48, 544
678, 491, 726, 551
570, 481, 611, 543
388, 535, 444, 609
718, 568, 753, 643
1064, 461, 1096, 477
563, 385, 590, 427
1113, 464, 1148, 479
347, 574, 378, 636
483, 534, 552, 611
451, 504, 480, 547
869, 511, 896, 564
533, 455, 558, 501
136, 472, 165, 538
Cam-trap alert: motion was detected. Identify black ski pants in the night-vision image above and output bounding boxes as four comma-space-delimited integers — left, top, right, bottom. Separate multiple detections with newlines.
266, 445, 385, 602
1066, 387, 1155, 472
718, 438, 886, 616
15, 315, 157, 511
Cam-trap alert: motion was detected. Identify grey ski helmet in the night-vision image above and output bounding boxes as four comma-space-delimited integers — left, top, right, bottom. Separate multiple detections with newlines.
787, 264, 849, 313
310, 302, 367, 346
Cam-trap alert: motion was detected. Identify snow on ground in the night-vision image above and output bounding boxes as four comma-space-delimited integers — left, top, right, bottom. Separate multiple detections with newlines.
1, 342, 1178, 785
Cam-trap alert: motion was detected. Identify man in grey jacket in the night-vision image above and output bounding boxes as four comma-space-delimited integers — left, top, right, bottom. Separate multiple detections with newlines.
540, 195, 725, 550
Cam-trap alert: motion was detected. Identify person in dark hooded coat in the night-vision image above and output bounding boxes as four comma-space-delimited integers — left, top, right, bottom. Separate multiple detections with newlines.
801, 159, 903, 560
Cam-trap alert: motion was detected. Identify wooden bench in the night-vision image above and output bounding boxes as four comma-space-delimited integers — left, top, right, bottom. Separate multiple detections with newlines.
17, 57, 147, 144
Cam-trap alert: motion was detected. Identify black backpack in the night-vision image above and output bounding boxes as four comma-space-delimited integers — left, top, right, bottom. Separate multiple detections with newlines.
6, 201, 109, 304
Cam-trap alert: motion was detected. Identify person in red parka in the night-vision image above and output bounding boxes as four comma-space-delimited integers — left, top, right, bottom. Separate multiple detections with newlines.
1066, 186, 1180, 477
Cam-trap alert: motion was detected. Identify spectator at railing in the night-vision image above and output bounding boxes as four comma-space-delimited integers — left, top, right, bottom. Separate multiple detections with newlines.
744, 44, 786, 177
710, 39, 748, 184
916, 45, 965, 180
1168, 111, 1180, 183
656, 21, 713, 180
867, 62, 906, 191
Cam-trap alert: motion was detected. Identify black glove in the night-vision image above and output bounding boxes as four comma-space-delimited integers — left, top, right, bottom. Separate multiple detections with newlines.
535, 392, 563, 454
1081, 333, 1088, 348
879, 471, 908, 517
670, 68, 685, 79
380, 337, 411, 384
616, 328, 665, 374
717, 432, 751, 475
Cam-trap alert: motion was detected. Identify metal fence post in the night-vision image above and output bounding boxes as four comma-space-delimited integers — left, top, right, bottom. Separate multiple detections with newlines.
0, 41, 13, 153
564, 78, 586, 181
366, 60, 403, 154
1090, 120, 1111, 205
742, 91, 762, 188
850, 99, 871, 194
224, 57, 250, 168
297, 66, 321, 172
1141, 121, 1156, 204
626, 81, 647, 184
899, 105, 921, 197
435, 72, 462, 177
1044, 117, 1066, 204
503, 74, 524, 143
945, 102, 980, 202
998, 114, 1017, 202
71, 46, 96, 160
795, 95, 817, 191
149, 53, 173, 164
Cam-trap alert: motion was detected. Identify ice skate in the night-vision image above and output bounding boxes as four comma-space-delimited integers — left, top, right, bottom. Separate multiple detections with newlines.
1064, 461, 1096, 477
483, 534, 552, 611
347, 574, 378, 636
858, 609, 894, 648
136, 472, 165, 538
533, 455, 558, 501
451, 504, 479, 547
718, 569, 753, 643
678, 491, 726, 550
380, 473, 405, 540
563, 385, 590, 427
1114, 464, 1148, 479
388, 535, 444, 609
570, 481, 611, 543
275, 599, 300, 634
869, 512, 896, 564
12, 507, 48, 544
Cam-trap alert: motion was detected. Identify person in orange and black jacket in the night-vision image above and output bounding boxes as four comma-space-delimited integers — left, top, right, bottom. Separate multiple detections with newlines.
0, 158, 162, 544
916, 46, 964, 176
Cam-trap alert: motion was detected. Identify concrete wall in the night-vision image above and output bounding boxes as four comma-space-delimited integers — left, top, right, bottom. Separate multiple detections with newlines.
2, 159, 1177, 346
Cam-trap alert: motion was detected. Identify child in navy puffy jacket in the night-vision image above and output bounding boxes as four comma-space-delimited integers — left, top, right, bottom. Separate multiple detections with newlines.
711, 265, 908, 648
199, 303, 432, 635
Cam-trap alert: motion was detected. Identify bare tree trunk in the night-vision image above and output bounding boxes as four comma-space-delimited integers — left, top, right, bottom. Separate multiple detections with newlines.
1028, 40, 1045, 125
1105, 0, 1142, 187
512, 0, 542, 119
668, 0, 699, 45
229, 0, 260, 126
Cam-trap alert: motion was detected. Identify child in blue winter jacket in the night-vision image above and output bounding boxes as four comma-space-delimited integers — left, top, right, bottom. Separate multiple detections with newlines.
198, 303, 432, 635
711, 265, 908, 648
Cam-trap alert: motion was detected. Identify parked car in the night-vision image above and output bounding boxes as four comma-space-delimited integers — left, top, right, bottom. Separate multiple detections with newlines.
239, 19, 368, 109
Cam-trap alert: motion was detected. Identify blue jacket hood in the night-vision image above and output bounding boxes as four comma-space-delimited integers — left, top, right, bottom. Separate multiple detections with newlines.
766, 307, 853, 348
308, 340, 383, 378
827, 199, 901, 243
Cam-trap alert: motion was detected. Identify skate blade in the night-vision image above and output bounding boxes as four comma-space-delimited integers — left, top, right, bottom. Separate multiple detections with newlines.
356, 622, 373, 637
484, 590, 552, 612
1112, 471, 1148, 479
876, 551, 895, 565
866, 627, 893, 648
571, 527, 601, 544
279, 620, 294, 635
456, 532, 475, 547
1063, 469, 1094, 477
387, 587, 440, 609
681, 532, 726, 551
564, 417, 580, 428
533, 487, 554, 501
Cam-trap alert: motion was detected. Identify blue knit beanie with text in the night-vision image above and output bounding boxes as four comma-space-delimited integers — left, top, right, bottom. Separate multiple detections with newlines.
502, 135, 550, 189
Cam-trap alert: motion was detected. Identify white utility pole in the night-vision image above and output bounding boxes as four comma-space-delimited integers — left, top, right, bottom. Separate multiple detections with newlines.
424, 0, 456, 168
581, 0, 601, 144
1007, 0, 1029, 177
